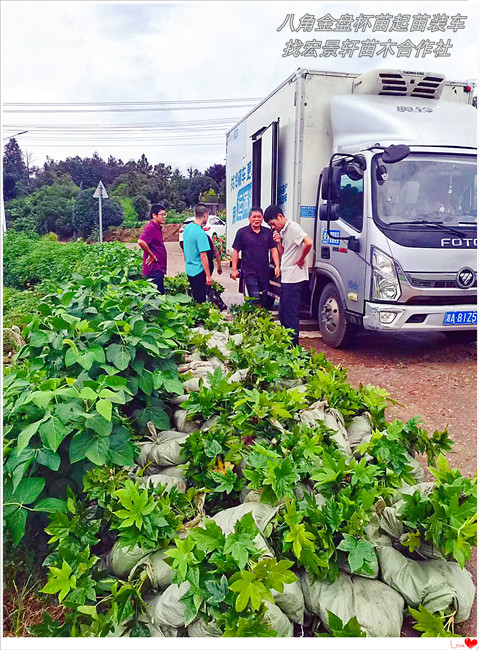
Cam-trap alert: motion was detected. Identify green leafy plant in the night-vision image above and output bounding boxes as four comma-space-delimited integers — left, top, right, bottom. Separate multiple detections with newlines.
385, 417, 454, 466
408, 605, 461, 637
243, 443, 301, 505
109, 479, 180, 551
317, 610, 367, 637
398, 454, 476, 568
166, 513, 297, 634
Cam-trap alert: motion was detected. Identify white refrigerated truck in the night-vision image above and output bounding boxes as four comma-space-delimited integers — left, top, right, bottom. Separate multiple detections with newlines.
226, 69, 477, 347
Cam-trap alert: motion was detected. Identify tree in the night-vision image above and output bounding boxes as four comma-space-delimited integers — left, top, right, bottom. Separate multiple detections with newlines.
187, 166, 200, 179
169, 168, 189, 209
3, 138, 27, 201
72, 189, 124, 238
136, 154, 152, 175
199, 187, 218, 203
35, 195, 75, 238
186, 175, 219, 206
5, 181, 79, 237
132, 195, 150, 220
204, 164, 226, 186
111, 170, 149, 197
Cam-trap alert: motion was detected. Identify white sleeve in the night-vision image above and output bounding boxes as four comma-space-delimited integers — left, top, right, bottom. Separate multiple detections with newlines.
291, 222, 308, 246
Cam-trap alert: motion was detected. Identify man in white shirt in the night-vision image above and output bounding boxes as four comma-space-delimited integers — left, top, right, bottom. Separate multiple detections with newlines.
264, 205, 313, 345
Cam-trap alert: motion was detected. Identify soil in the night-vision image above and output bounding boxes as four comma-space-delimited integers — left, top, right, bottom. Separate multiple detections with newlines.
105, 223, 182, 243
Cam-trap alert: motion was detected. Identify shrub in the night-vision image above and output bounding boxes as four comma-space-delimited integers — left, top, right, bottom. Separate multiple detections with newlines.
165, 210, 184, 224
118, 197, 138, 227
72, 189, 124, 239
5, 182, 79, 238
40, 232, 59, 242
132, 195, 150, 221
3, 286, 43, 330
3, 231, 88, 289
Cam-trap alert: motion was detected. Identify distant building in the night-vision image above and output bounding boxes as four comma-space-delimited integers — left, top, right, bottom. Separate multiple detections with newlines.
201, 201, 225, 216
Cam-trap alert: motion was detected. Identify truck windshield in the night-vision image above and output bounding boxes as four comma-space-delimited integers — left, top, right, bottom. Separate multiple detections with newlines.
373, 154, 477, 228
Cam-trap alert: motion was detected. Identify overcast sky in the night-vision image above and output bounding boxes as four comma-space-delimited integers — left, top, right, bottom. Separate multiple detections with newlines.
2, 0, 477, 175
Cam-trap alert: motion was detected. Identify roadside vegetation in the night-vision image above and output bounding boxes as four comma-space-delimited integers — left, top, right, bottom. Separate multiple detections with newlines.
3, 138, 226, 240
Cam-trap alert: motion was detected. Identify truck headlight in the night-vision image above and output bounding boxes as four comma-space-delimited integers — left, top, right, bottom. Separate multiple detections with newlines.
371, 247, 401, 301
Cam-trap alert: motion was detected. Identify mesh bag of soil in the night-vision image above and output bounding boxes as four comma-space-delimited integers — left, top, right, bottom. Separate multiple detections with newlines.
136, 430, 189, 467
141, 473, 186, 493
377, 545, 475, 623
300, 570, 404, 637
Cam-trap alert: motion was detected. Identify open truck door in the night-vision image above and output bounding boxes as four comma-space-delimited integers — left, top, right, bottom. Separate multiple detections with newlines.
247, 120, 280, 305
251, 119, 279, 208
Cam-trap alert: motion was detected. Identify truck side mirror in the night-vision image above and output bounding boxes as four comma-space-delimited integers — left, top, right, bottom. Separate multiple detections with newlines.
382, 144, 410, 164
348, 237, 360, 252
376, 164, 388, 185
319, 203, 340, 221
346, 165, 363, 181
321, 166, 342, 202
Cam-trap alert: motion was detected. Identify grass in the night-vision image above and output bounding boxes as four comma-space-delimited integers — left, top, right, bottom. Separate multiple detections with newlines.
3, 286, 43, 330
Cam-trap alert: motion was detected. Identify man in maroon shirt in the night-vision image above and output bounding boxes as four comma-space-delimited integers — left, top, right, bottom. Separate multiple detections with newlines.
138, 203, 167, 293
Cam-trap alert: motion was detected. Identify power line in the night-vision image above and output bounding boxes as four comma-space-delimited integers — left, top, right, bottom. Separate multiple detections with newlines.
3, 118, 240, 129
21, 142, 225, 148
3, 125, 236, 134
19, 135, 226, 142
4, 104, 257, 114
4, 98, 261, 107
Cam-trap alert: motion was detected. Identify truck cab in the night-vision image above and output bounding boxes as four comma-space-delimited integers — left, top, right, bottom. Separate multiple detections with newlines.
315, 76, 477, 347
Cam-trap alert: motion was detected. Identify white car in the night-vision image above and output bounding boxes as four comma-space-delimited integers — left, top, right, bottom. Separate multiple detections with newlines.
179, 215, 226, 247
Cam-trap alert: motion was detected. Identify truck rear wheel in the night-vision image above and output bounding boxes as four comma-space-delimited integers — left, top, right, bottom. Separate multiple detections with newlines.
318, 282, 357, 348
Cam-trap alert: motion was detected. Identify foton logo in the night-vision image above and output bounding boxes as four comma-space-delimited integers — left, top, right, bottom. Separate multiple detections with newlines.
441, 238, 477, 248
456, 268, 475, 289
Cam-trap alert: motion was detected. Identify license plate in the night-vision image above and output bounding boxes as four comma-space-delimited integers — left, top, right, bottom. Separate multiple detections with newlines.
443, 311, 477, 326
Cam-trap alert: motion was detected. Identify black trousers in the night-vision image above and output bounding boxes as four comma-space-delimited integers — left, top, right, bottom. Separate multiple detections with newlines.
244, 274, 270, 307
188, 270, 207, 303
148, 270, 165, 294
279, 282, 303, 346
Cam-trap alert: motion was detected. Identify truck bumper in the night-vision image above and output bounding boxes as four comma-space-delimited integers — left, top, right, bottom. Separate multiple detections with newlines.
363, 302, 477, 331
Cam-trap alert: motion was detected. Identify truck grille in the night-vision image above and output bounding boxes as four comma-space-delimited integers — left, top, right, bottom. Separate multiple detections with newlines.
378, 73, 445, 98
407, 272, 477, 289
406, 296, 477, 306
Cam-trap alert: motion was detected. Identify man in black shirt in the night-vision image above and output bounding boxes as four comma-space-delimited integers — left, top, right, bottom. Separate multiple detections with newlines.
230, 206, 280, 307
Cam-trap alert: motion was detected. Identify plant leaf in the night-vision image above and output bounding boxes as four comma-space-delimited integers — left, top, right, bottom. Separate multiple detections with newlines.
337, 534, 376, 575
96, 399, 112, 422
85, 435, 110, 465
38, 416, 72, 453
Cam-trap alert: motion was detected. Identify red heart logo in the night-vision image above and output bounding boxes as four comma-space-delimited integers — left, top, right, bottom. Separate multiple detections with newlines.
465, 639, 477, 649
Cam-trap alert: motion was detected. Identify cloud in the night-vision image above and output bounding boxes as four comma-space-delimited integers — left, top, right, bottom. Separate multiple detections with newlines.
2, 1, 476, 172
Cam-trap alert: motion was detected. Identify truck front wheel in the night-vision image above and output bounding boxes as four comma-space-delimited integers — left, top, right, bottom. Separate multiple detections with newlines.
318, 282, 357, 348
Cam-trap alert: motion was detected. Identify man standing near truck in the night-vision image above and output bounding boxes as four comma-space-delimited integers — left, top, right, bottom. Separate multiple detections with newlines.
182, 203, 213, 302
230, 206, 280, 307
137, 203, 167, 294
264, 205, 313, 345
